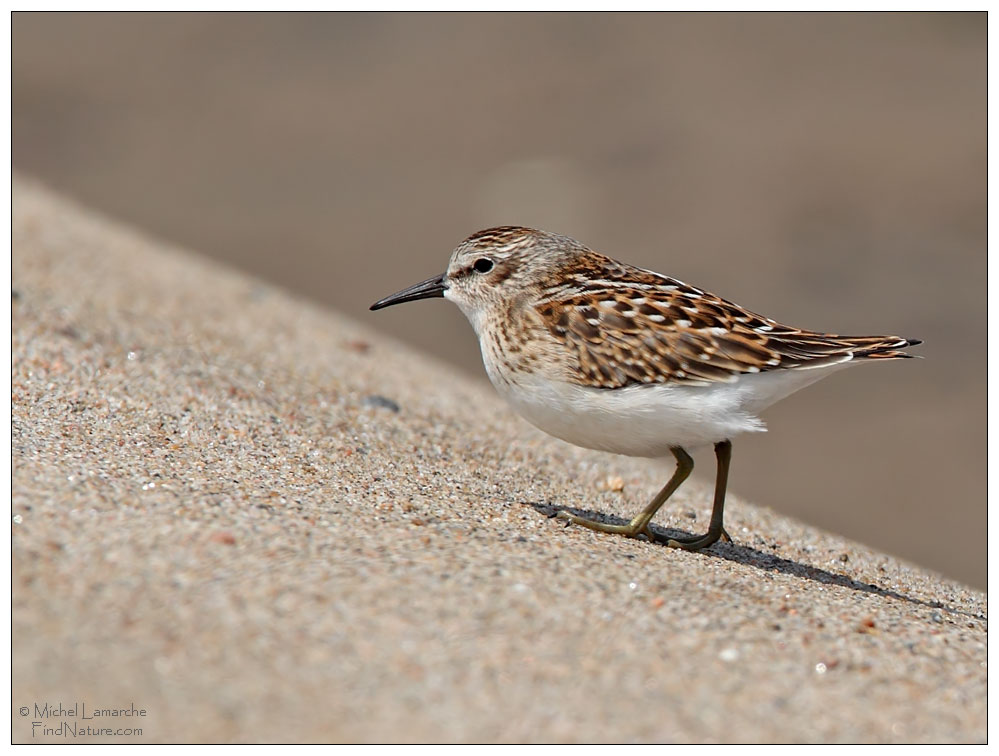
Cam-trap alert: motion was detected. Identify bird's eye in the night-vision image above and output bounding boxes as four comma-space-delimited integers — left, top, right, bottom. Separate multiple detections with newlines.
473, 258, 494, 274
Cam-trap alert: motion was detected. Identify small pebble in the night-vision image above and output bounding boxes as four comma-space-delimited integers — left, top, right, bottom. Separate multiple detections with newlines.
596, 475, 625, 492
345, 339, 371, 353
363, 395, 400, 412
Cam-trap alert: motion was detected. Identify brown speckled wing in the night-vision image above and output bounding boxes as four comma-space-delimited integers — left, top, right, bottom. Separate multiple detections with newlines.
534, 258, 919, 389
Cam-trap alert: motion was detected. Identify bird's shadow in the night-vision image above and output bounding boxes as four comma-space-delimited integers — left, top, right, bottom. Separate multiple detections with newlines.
526, 502, 985, 622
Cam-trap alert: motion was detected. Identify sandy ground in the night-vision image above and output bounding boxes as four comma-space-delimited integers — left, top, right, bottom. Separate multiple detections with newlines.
11, 178, 986, 743
11, 13, 986, 587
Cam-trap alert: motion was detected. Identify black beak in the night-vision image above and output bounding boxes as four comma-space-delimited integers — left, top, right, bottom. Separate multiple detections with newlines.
369, 273, 447, 311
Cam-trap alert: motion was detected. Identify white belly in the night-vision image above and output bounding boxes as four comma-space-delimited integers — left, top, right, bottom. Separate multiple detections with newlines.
487, 364, 850, 457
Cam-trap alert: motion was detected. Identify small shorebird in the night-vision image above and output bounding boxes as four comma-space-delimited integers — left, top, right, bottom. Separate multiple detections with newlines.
371, 226, 920, 551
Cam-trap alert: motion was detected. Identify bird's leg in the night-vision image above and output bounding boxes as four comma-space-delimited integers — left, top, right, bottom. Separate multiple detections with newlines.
556, 447, 694, 539
666, 439, 732, 551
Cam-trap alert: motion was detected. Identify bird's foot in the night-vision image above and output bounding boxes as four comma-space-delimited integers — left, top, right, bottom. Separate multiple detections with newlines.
665, 526, 732, 551
555, 511, 654, 540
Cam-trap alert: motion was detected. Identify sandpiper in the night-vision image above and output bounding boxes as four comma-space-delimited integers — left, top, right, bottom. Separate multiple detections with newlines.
371, 226, 920, 551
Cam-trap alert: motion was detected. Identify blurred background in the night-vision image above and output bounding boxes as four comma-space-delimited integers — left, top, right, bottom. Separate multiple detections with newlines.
12, 13, 985, 587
